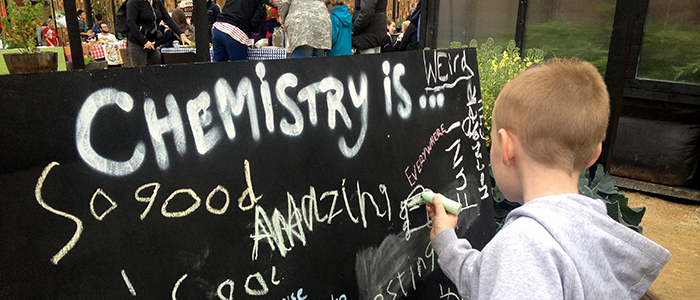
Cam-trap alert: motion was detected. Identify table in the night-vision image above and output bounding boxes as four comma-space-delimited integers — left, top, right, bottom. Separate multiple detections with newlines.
160, 47, 287, 61
246, 47, 287, 60
0, 47, 68, 75
89, 43, 127, 65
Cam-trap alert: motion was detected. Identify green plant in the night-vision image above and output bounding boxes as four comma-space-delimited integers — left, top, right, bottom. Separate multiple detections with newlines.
639, 23, 700, 84
462, 38, 544, 146
0, 0, 45, 53
493, 164, 645, 234
83, 54, 96, 65
579, 165, 645, 233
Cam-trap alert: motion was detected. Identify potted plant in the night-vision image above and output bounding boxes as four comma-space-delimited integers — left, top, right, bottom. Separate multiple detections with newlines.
0, 0, 57, 74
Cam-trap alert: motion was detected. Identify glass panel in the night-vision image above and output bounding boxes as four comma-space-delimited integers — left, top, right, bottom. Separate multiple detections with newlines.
638, 0, 700, 84
436, 0, 518, 49
523, 0, 615, 75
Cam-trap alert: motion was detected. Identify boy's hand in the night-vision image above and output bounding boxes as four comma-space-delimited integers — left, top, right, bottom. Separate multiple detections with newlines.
426, 194, 458, 240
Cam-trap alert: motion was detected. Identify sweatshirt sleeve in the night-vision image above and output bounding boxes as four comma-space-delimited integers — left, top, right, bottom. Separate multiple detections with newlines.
435, 219, 577, 300
431, 228, 481, 299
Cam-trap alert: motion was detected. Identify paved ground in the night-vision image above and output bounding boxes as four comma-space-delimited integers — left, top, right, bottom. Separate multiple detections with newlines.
624, 190, 700, 299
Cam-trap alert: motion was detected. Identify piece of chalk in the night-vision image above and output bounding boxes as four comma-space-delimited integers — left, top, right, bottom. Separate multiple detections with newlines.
421, 191, 463, 215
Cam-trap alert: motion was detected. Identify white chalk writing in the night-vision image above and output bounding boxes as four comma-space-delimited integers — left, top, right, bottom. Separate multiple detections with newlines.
77, 63, 411, 176
250, 180, 391, 260
35, 162, 84, 265
423, 50, 474, 92
121, 269, 137, 296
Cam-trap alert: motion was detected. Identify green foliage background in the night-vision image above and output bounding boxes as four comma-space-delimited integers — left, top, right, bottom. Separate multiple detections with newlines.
525, 19, 700, 84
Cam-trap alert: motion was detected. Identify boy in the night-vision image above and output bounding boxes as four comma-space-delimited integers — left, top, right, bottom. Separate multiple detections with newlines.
427, 58, 670, 299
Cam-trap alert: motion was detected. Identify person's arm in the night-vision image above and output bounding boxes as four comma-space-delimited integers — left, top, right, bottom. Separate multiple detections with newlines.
78, 20, 91, 38
352, 0, 377, 34
126, 0, 149, 45
158, 1, 191, 45
330, 14, 339, 49
406, 26, 419, 50
429, 197, 569, 299
382, 34, 394, 52
212, 2, 221, 21
408, 0, 421, 24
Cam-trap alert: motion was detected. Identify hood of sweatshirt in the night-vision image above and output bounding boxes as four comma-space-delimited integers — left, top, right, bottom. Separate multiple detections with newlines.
505, 194, 671, 299
331, 5, 352, 27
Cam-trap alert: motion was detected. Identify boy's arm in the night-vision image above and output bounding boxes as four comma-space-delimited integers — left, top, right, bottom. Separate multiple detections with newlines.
431, 228, 480, 299
434, 216, 573, 299
426, 194, 458, 239
428, 196, 477, 299
428, 196, 567, 299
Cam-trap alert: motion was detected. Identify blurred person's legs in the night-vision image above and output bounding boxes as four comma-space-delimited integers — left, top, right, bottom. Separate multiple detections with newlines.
212, 28, 247, 62
292, 45, 325, 58
128, 44, 161, 67
147, 49, 161, 66
312, 48, 326, 57
291, 45, 313, 58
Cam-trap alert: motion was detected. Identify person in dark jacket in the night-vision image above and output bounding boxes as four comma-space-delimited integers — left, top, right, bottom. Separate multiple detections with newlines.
212, 0, 273, 62
387, 21, 418, 51
351, 0, 386, 53
407, 1, 421, 41
381, 19, 395, 53
127, 0, 192, 67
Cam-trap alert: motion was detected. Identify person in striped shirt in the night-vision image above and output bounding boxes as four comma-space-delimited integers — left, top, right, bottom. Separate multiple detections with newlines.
212, 0, 276, 62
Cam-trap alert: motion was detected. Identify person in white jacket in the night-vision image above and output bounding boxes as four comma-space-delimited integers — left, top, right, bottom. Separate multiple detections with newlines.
426, 58, 671, 300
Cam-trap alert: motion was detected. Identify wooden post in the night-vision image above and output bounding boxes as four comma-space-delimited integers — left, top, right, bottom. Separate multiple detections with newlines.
64, 0, 85, 69
514, 0, 528, 58
421, 0, 438, 50
598, 0, 649, 171
84, 0, 94, 31
193, 0, 209, 62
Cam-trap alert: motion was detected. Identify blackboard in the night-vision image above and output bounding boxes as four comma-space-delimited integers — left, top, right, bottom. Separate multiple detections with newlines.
0, 49, 496, 299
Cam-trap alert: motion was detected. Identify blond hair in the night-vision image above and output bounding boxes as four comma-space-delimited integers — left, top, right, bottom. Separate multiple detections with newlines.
492, 57, 610, 171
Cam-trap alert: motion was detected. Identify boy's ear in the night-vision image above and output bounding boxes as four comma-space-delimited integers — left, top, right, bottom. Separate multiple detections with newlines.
585, 143, 603, 169
498, 129, 516, 166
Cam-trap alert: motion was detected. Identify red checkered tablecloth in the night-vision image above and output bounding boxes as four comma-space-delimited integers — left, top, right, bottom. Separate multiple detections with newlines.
90, 44, 106, 60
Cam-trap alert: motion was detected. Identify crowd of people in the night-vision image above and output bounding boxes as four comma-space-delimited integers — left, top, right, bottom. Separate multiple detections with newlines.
30, 0, 422, 66
212, 0, 420, 61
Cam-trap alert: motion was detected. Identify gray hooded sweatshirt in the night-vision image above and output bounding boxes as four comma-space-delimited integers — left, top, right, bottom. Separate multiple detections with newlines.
431, 194, 671, 300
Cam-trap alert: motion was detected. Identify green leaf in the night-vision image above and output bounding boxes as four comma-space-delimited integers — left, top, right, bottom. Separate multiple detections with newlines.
590, 166, 618, 196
